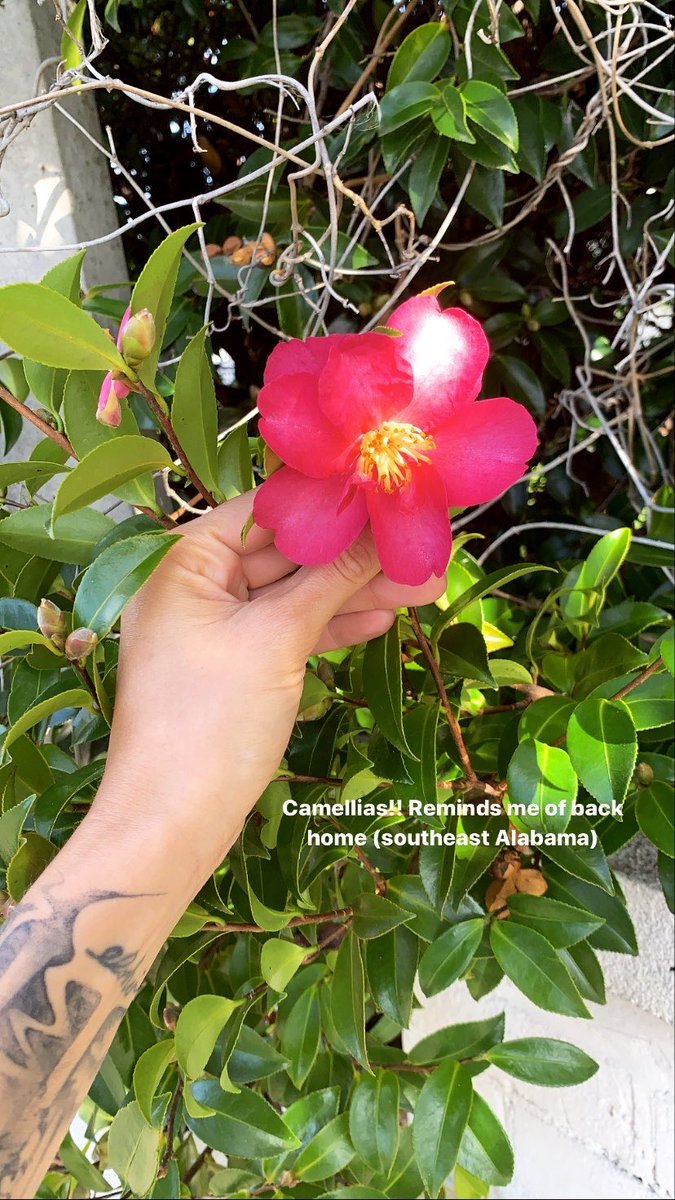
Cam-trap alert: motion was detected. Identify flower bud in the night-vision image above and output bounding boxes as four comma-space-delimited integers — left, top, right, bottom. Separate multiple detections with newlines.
96, 372, 125, 427
205, 242, 222, 258
37, 598, 66, 648
163, 1004, 180, 1031
223, 235, 243, 256
120, 308, 156, 367
65, 627, 98, 661
635, 762, 655, 788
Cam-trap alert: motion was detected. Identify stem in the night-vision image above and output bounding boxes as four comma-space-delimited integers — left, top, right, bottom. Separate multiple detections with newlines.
0, 381, 173, 528
160, 1080, 183, 1169
409, 607, 478, 784
0, 382, 73, 456
183, 1147, 209, 1186
201, 906, 354, 934
611, 656, 663, 700
134, 380, 218, 508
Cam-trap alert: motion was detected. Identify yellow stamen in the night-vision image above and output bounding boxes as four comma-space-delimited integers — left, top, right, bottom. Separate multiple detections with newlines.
359, 421, 435, 493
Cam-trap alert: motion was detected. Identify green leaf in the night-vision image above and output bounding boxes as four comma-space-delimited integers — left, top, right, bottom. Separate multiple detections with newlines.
185, 1079, 300, 1157
508, 893, 604, 947
0, 503, 113, 565
636, 782, 674, 857
438, 623, 494, 687
379, 82, 439, 135
349, 1069, 399, 1174
544, 867, 637, 954
658, 852, 674, 912
52, 435, 173, 526
6, 831, 58, 901
567, 698, 637, 807
131, 223, 202, 385
432, 82, 475, 141
485, 1038, 598, 1085
458, 1092, 514, 1186
410, 1014, 505, 1064
519, 696, 576, 745
281, 983, 321, 1087
465, 163, 506, 227
61, 0, 87, 69
592, 671, 675, 730
228, 1024, 288, 1084
561, 528, 632, 626
0, 629, 61, 658
331, 931, 369, 1069
0, 459, 69, 489
42, 250, 87, 303
107, 1101, 161, 1195
171, 327, 221, 498
418, 919, 484, 997
59, 1131, 108, 1193
388, 23, 451, 89
432, 564, 552, 640
661, 627, 675, 675
218, 424, 254, 498
506, 740, 577, 834
294, 1113, 355, 1182
0, 284, 126, 371
2, 688, 93, 756
461, 80, 519, 151
541, 814, 613, 892
133, 1040, 176, 1126
366, 923, 418, 1027
490, 922, 590, 1017
573, 634, 646, 698
175, 994, 241, 1079
413, 1060, 473, 1194
352, 892, 412, 939
62, 370, 157, 508
74, 532, 179, 638
260, 938, 309, 992
408, 135, 451, 225
363, 617, 416, 757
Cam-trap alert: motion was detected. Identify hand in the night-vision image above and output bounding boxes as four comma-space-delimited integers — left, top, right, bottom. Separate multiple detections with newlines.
98, 491, 446, 869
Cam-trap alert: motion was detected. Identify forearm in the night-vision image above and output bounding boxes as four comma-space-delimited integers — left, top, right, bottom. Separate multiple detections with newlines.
0, 769, 248, 1199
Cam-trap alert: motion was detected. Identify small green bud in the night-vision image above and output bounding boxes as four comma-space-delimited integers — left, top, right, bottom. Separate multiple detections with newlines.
37, 597, 66, 648
120, 308, 156, 367
65, 627, 98, 661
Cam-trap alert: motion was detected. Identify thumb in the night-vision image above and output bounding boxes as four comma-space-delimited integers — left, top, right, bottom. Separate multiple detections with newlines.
284, 529, 381, 637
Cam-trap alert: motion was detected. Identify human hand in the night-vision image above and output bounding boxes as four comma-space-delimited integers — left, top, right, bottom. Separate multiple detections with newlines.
98, 491, 446, 869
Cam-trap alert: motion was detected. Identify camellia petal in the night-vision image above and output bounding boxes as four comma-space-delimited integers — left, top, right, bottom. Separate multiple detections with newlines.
389, 295, 489, 427
432, 396, 539, 506
253, 465, 369, 564
116, 304, 132, 351
317, 332, 414, 440
367, 465, 453, 586
258, 372, 353, 478
264, 334, 347, 384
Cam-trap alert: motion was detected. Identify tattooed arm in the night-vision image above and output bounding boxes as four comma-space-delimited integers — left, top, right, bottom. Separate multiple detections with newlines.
0, 491, 445, 1196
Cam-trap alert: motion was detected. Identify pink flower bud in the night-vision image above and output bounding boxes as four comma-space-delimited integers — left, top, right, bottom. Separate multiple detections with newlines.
120, 308, 156, 367
65, 627, 98, 661
96, 372, 129, 427
116, 304, 132, 350
37, 597, 66, 648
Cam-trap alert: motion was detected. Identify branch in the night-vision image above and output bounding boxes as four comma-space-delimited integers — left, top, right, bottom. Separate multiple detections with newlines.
134, 380, 218, 508
0, 382, 73, 456
409, 607, 478, 784
611, 656, 664, 700
201, 906, 353, 934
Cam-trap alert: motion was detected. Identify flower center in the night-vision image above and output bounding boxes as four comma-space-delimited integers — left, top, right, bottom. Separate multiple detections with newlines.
358, 421, 436, 493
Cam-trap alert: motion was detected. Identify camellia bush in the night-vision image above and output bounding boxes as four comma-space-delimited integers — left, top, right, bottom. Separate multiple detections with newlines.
0, 0, 673, 1197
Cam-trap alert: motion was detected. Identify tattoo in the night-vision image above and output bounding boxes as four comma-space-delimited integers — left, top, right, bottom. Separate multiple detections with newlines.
0, 885, 149, 1199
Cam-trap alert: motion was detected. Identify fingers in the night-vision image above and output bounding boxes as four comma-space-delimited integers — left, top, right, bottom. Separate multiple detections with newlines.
277, 530, 382, 636
244, 543, 297, 589
181, 490, 274, 556
312, 609, 396, 654
335, 571, 446, 615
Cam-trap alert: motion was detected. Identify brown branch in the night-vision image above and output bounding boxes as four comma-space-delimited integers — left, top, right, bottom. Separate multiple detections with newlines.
160, 1080, 183, 1169
0, 382, 73, 456
336, 0, 422, 116
183, 1146, 210, 1186
201, 906, 354, 934
409, 607, 478, 784
134, 380, 218, 508
611, 656, 663, 700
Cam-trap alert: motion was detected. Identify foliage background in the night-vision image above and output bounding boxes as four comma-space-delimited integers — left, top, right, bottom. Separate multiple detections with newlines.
0, 0, 673, 1196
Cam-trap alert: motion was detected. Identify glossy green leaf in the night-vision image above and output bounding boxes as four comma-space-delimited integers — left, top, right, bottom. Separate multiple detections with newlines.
260, 937, 309, 992
388, 23, 451, 89
409, 1014, 505, 1064
461, 81, 519, 151
363, 617, 416, 757
74, 532, 179, 637
131, 223, 201, 385
294, 1112, 355, 1182
490, 922, 590, 1017
185, 1079, 300, 1157
175, 994, 241, 1078
0, 284, 126, 371
439, 622, 494, 687
349, 1069, 399, 1173
107, 1101, 161, 1194
432, 81, 475, 141
458, 1092, 514, 1186
331, 931, 369, 1069
0, 503, 114, 564
485, 1038, 598, 1085
352, 892, 412, 939
0, 460, 69, 488
507, 893, 604, 947
281, 983, 321, 1087
413, 1060, 473, 1194
506, 740, 577, 834
171, 326, 221, 497
543, 867, 637, 954
567, 698, 637, 806
52, 435, 173, 526
541, 814, 613, 892
409, 135, 451, 225
418, 919, 484, 997
636, 781, 674, 857
366, 923, 418, 1027
432, 564, 552, 641
2, 688, 93, 755
379, 82, 439, 135
133, 1040, 176, 1125
61, 0, 87, 69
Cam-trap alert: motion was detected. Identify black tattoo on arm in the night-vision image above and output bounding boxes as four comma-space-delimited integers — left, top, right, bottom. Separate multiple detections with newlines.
0, 885, 152, 1199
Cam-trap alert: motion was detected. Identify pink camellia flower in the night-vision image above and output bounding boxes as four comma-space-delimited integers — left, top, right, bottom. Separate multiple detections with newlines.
96, 371, 130, 428
252, 294, 539, 586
